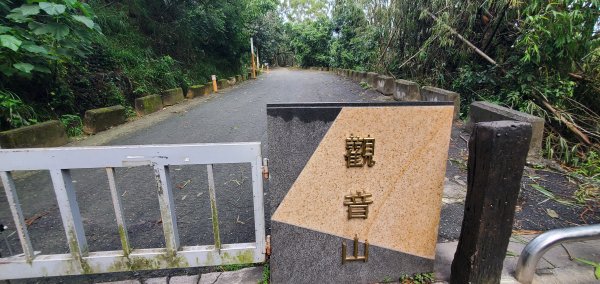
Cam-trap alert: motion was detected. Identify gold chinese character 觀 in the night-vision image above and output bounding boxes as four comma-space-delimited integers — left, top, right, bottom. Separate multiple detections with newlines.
345, 134, 376, 168
343, 191, 373, 219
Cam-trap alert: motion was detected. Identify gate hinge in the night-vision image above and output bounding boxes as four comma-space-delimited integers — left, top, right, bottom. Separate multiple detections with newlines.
266, 235, 271, 256
262, 158, 269, 180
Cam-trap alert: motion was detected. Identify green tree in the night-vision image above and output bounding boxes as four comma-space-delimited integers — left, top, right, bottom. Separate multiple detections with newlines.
0, 0, 101, 78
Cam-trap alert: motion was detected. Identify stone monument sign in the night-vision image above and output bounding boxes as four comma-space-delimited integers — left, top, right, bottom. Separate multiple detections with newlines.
267, 102, 454, 283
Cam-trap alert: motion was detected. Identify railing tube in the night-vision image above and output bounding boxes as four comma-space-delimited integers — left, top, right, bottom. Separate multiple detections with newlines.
515, 224, 600, 283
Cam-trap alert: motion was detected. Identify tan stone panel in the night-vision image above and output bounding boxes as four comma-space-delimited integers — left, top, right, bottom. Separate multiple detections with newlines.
272, 106, 453, 259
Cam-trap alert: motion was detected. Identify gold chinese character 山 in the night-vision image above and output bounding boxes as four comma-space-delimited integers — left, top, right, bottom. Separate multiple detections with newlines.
345, 134, 376, 168
342, 235, 369, 264
343, 191, 373, 219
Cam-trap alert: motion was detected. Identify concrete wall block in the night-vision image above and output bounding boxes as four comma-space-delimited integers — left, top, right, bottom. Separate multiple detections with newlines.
351, 70, 358, 81
0, 120, 68, 149
83, 105, 127, 134
367, 72, 378, 87
357, 71, 367, 83
468, 101, 545, 159
135, 94, 163, 116
161, 88, 184, 106
394, 79, 421, 101
217, 79, 229, 90
376, 75, 394, 95
228, 76, 236, 85
421, 86, 460, 119
202, 84, 213, 96
188, 85, 208, 99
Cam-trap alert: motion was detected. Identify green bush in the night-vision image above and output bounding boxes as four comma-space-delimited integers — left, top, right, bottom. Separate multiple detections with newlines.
0, 90, 37, 130
60, 114, 83, 137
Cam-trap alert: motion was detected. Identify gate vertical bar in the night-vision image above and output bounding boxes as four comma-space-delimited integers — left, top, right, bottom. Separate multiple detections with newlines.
207, 164, 221, 251
252, 155, 266, 261
0, 171, 35, 261
106, 167, 130, 255
153, 164, 180, 254
50, 169, 89, 259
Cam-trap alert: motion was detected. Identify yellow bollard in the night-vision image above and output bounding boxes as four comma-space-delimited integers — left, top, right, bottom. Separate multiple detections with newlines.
212, 75, 218, 93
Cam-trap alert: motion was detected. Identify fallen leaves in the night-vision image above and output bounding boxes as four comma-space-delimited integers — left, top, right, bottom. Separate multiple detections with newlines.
176, 179, 191, 189
546, 208, 559, 219
25, 211, 49, 227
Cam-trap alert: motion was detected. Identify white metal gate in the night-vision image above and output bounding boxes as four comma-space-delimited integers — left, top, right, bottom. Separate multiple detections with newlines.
0, 143, 266, 279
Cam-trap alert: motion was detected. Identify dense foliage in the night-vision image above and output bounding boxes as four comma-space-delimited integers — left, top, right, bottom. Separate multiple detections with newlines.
0, 0, 278, 130
280, 0, 599, 176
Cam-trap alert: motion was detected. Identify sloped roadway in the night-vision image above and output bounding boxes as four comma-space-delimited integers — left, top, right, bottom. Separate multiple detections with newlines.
0, 68, 386, 282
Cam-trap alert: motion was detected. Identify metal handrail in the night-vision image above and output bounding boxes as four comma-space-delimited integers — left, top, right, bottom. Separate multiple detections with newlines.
515, 224, 600, 283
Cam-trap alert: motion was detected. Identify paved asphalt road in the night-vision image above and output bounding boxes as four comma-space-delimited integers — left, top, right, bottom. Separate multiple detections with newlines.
0, 68, 385, 262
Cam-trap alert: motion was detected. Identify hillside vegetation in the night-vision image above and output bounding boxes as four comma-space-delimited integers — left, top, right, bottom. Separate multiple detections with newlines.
1, 0, 598, 178
0, 0, 278, 131
279, 0, 599, 178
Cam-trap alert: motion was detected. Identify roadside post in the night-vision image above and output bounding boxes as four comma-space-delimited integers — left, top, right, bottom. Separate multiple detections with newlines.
450, 121, 532, 283
251, 38, 256, 79
212, 75, 218, 93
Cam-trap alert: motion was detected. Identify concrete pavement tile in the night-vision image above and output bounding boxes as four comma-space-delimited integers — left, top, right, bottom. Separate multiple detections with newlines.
199, 267, 262, 284
434, 241, 457, 281
169, 275, 199, 284
562, 239, 600, 264
143, 277, 168, 284
531, 266, 599, 284
198, 272, 221, 284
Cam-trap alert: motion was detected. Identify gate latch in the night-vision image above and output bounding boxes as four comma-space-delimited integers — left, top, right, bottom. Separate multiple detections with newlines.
262, 158, 269, 180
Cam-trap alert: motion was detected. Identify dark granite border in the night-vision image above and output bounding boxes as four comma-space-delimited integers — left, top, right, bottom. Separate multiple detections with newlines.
271, 220, 434, 284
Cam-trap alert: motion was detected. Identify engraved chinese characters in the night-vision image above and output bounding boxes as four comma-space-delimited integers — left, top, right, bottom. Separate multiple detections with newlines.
345, 134, 376, 168
342, 134, 375, 264
344, 191, 373, 219
342, 235, 369, 264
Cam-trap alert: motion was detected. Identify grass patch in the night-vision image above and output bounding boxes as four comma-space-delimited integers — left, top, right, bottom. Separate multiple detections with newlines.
399, 272, 434, 284
259, 264, 270, 284
60, 114, 83, 137
218, 263, 254, 272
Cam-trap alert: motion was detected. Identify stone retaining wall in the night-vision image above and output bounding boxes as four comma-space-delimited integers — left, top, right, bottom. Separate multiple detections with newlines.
394, 79, 420, 101
421, 86, 460, 119
0, 120, 68, 148
469, 101, 544, 158
135, 94, 163, 116
217, 79, 229, 90
376, 75, 394, 95
367, 72, 378, 87
187, 84, 213, 99
161, 88, 184, 106
83, 105, 127, 134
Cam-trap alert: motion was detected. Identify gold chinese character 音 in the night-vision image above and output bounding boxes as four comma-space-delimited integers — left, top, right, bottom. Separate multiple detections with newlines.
343, 191, 373, 219
345, 134, 376, 168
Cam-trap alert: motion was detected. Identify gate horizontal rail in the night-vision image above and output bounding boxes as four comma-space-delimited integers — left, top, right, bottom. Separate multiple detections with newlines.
0, 143, 266, 280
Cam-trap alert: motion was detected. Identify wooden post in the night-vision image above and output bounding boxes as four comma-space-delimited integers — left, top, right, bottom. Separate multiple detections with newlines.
251, 38, 256, 79
450, 121, 532, 284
